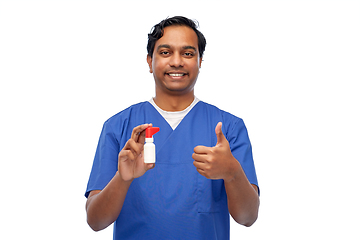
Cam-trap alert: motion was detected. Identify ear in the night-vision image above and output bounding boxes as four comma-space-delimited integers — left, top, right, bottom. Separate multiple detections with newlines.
199, 57, 202, 68
147, 55, 153, 73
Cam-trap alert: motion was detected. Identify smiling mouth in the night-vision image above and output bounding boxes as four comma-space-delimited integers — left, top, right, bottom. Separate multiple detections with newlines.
166, 72, 188, 78
168, 73, 185, 77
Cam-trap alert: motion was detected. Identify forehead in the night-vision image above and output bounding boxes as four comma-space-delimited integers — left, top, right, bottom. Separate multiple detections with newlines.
155, 25, 198, 49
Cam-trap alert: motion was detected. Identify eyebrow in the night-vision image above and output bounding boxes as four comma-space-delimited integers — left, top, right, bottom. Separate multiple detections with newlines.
157, 44, 197, 52
157, 44, 171, 51
182, 46, 197, 52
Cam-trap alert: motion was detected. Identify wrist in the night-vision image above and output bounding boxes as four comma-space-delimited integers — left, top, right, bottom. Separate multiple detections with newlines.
116, 171, 134, 185
223, 159, 242, 183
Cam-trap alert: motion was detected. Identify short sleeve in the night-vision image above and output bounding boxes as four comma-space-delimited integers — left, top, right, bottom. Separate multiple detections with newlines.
225, 118, 259, 195
85, 120, 120, 198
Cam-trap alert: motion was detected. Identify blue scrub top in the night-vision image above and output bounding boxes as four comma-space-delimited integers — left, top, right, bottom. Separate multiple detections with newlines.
85, 101, 258, 240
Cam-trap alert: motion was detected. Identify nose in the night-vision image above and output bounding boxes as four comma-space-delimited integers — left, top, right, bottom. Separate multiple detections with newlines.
169, 52, 184, 68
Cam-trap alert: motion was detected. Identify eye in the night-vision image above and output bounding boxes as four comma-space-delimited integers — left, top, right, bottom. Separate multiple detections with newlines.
184, 52, 194, 57
160, 51, 170, 55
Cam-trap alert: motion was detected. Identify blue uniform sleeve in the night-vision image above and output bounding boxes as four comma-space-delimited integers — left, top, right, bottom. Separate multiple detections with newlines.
85, 120, 120, 198
225, 117, 259, 194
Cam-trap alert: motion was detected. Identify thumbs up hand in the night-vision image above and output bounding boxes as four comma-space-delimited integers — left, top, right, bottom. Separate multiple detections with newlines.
192, 122, 241, 182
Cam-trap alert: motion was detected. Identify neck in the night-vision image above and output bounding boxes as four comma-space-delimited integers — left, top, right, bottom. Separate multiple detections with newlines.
153, 91, 195, 112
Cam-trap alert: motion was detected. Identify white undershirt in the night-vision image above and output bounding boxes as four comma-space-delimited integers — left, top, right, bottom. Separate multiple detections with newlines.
149, 97, 200, 130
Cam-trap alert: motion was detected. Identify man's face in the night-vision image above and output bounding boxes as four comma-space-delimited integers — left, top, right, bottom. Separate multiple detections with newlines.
147, 25, 202, 96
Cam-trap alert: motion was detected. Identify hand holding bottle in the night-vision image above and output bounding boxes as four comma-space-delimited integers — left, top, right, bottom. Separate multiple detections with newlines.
118, 124, 155, 182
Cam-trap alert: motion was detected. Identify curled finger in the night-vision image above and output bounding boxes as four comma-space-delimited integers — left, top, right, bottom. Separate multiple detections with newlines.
131, 123, 152, 141
119, 149, 135, 162
146, 163, 155, 170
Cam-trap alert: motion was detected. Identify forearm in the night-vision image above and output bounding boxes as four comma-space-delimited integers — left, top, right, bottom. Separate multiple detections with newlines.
86, 171, 132, 231
224, 162, 259, 227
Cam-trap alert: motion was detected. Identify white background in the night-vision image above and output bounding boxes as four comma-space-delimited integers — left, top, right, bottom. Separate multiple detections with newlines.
1, 1, 359, 239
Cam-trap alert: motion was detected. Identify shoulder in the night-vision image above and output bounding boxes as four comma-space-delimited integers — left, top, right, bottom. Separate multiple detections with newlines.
99, 102, 150, 139
198, 101, 248, 142
198, 101, 245, 126
97, 101, 150, 144
104, 101, 148, 126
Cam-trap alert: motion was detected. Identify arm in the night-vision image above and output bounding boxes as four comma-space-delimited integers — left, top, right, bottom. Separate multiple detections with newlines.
224, 163, 259, 226
86, 172, 132, 231
86, 124, 155, 231
192, 122, 259, 227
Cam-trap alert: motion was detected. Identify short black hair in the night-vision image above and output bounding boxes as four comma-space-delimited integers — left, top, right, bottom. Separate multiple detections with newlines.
147, 16, 206, 58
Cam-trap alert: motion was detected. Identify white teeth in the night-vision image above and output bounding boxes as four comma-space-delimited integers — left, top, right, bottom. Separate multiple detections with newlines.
169, 73, 185, 77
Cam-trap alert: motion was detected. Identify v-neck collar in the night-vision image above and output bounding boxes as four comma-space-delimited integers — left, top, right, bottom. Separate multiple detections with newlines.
146, 99, 201, 132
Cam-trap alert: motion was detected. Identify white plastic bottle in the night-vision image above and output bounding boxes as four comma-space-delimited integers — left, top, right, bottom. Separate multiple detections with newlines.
144, 127, 160, 163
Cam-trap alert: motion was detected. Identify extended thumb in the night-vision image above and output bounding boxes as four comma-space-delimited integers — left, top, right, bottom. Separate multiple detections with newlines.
215, 122, 225, 144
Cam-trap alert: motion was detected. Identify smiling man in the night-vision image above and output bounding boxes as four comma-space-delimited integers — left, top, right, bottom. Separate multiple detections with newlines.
85, 16, 259, 240
147, 23, 203, 111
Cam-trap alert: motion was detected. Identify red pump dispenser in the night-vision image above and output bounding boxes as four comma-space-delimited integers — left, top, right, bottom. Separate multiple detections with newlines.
145, 127, 160, 138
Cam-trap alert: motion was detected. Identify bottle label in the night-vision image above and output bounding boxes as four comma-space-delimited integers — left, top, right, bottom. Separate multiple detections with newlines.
144, 144, 156, 163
